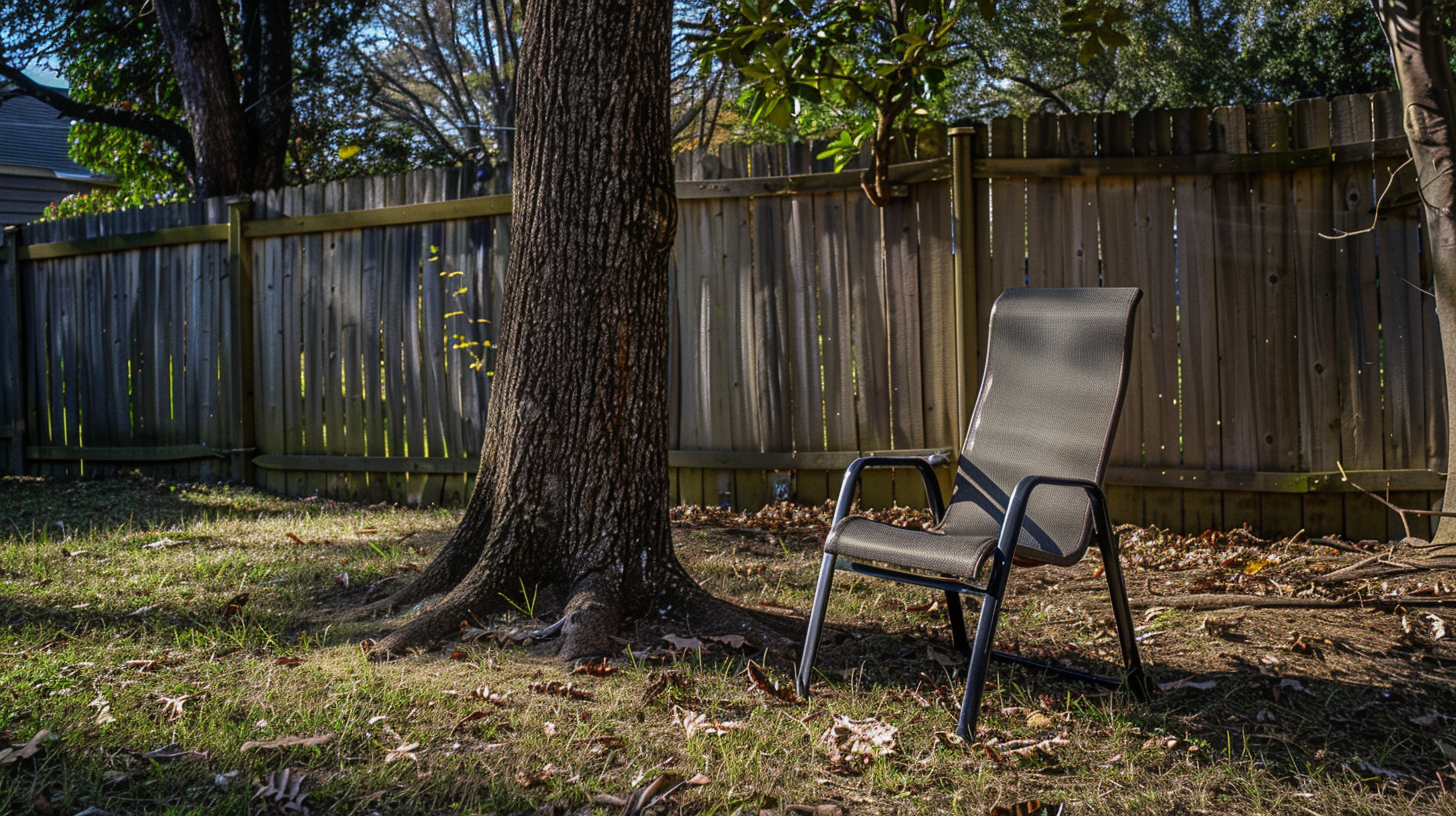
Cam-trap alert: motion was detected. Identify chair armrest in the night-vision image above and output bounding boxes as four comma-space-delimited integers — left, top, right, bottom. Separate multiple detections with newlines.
832, 455, 950, 526
989, 475, 1105, 569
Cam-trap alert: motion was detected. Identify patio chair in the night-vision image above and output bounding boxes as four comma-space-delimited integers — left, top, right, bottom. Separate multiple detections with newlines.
795, 287, 1151, 737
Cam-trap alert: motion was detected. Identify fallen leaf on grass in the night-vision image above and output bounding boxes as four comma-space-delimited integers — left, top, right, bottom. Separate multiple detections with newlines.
543, 722, 558, 737
142, 538, 181, 550
454, 711, 491, 731
932, 730, 967, 750
157, 695, 193, 721
1158, 677, 1218, 692
979, 736, 1069, 763
384, 742, 420, 763
671, 705, 746, 738
1411, 710, 1445, 727
642, 669, 692, 700
0, 730, 49, 764
285, 533, 306, 545
471, 686, 509, 706
125, 659, 159, 672
1352, 758, 1412, 781
593, 772, 709, 814
819, 715, 898, 772
529, 681, 595, 701
221, 592, 249, 618
573, 660, 618, 677
89, 693, 115, 725
787, 805, 844, 816
515, 763, 556, 789
240, 733, 335, 753
706, 634, 752, 650
663, 634, 705, 652
335, 572, 350, 588
1436, 739, 1456, 762
990, 800, 1065, 816
139, 744, 208, 762
448, 651, 469, 660
274, 656, 302, 667
746, 660, 799, 703
254, 767, 309, 815
1199, 615, 1241, 639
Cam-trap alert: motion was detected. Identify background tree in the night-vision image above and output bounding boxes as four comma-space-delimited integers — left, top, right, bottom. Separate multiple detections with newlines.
350, 0, 520, 175
0, 0, 422, 207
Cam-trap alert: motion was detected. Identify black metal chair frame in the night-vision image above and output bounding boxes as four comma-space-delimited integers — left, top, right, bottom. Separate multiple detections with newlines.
795, 455, 1151, 737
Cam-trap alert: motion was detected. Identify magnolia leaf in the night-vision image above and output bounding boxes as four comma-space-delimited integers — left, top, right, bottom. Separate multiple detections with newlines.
337, 145, 361, 160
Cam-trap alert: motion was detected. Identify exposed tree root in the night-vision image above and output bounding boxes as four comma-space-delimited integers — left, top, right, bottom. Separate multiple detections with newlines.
351, 528, 486, 619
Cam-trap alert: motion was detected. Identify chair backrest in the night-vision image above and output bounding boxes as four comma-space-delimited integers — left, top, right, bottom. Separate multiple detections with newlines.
941, 287, 1141, 566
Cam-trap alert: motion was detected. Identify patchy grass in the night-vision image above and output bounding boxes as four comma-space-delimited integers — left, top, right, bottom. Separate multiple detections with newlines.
1, 475, 1454, 816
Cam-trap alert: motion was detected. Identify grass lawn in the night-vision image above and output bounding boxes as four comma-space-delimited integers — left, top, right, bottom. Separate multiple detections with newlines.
2, 474, 1454, 816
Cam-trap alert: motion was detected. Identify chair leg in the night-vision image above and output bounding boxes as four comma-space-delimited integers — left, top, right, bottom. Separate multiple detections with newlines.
956, 556, 1013, 738
945, 590, 969, 655
796, 554, 838, 699
1097, 528, 1151, 700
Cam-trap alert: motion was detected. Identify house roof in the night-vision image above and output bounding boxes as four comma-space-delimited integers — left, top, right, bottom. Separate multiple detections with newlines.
0, 93, 107, 180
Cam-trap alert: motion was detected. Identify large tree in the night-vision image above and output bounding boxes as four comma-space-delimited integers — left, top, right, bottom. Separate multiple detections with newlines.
366, 0, 776, 659
1371, 0, 1456, 543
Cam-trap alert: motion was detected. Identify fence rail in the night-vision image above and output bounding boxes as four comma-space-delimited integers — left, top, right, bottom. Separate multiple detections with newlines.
0, 90, 1446, 540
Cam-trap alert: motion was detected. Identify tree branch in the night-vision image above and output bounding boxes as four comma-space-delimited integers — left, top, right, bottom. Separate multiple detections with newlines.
0, 61, 197, 173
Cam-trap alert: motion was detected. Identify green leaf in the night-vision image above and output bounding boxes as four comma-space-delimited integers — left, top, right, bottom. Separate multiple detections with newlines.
1076, 36, 1103, 66
337, 145, 361, 160
1098, 28, 1131, 50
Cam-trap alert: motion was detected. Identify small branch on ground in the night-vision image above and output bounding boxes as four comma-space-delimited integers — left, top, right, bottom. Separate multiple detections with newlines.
1131, 593, 1456, 611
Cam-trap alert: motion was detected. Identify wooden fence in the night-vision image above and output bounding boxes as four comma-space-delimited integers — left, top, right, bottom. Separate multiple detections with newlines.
0, 90, 1446, 539
955, 90, 1444, 541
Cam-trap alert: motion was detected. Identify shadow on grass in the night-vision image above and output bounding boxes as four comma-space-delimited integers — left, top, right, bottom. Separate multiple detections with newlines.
802, 605, 1456, 793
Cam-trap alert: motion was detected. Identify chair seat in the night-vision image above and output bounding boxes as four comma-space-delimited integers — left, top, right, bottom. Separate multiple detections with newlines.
824, 517, 998, 582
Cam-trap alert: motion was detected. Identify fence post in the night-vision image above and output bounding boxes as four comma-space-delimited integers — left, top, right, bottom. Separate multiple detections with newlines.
949, 126, 980, 435
0, 226, 22, 475
226, 196, 256, 484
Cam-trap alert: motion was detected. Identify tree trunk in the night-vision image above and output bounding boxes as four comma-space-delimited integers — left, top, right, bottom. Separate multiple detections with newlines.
1371, 0, 1456, 543
370, 0, 714, 660
154, 0, 291, 197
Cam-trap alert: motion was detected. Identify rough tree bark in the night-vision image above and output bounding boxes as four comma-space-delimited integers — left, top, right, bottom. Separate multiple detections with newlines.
368, 0, 779, 660
153, 0, 292, 197
1371, 0, 1456, 543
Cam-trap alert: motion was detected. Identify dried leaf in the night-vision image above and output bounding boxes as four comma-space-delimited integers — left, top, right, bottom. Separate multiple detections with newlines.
449, 651, 469, 660
1158, 677, 1218, 692
125, 659, 159, 672
384, 741, 420, 763
671, 705, 746, 739
529, 681, 596, 701
662, 634, 705, 652
746, 660, 799, 703
1410, 711, 1443, 727
0, 729, 49, 765
156, 694, 193, 721
573, 661, 619, 677
786, 806, 844, 816
706, 634, 752, 650
254, 767, 309, 815
221, 592, 249, 618
455, 711, 491, 731
1199, 616, 1240, 638
999, 736, 1069, 761
139, 744, 208, 762
335, 572, 350, 588
932, 730, 967, 750
990, 801, 1065, 816
1436, 739, 1456, 762
89, 693, 115, 725
285, 532, 305, 545
274, 656, 303, 667
239, 733, 335, 753
471, 686, 509, 706
819, 715, 898, 771
515, 763, 556, 789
